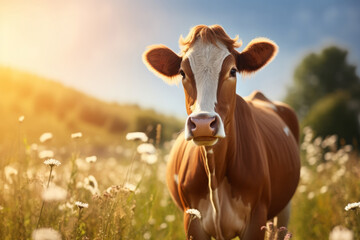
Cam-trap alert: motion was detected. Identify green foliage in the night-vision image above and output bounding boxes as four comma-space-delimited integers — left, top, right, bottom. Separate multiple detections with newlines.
302, 91, 360, 145
285, 46, 359, 119
284, 46, 360, 146
289, 127, 360, 239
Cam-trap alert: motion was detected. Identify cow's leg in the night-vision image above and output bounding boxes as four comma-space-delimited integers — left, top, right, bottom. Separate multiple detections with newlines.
242, 204, 267, 240
184, 213, 210, 240
276, 201, 291, 227
276, 201, 291, 239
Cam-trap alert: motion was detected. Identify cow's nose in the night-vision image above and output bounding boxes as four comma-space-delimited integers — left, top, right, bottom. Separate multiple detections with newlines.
187, 113, 219, 138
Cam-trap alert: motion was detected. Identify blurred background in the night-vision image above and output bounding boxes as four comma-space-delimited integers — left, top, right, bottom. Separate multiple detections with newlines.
0, 0, 360, 239
1, 0, 359, 144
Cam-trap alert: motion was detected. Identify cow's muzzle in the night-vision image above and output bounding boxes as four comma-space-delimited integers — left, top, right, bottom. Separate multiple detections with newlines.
184, 112, 225, 146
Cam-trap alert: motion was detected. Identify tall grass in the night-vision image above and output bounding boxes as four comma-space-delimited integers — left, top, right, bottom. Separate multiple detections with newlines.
1, 113, 359, 239
290, 127, 360, 239
0, 117, 185, 239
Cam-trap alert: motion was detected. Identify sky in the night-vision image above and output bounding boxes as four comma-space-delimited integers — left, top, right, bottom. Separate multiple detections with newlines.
1, 0, 360, 118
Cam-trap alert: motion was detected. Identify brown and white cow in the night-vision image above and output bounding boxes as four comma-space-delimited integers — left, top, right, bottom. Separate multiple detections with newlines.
143, 25, 300, 240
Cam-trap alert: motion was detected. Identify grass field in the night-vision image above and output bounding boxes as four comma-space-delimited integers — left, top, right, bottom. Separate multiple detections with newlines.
1, 67, 359, 239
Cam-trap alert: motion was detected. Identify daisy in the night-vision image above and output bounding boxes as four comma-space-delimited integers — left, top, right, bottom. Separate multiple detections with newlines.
39, 132, 53, 143
126, 132, 148, 142
344, 202, 360, 211
71, 132, 82, 139
43, 159, 61, 167
186, 208, 201, 219
75, 201, 89, 209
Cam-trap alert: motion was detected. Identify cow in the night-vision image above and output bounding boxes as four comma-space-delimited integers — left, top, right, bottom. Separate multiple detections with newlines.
143, 25, 300, 240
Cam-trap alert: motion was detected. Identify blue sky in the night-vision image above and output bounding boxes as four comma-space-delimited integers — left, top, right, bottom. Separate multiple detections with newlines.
1, 0, 359, 118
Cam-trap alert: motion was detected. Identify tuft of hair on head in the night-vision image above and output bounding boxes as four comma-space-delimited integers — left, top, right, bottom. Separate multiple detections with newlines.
179, 24, 242, 54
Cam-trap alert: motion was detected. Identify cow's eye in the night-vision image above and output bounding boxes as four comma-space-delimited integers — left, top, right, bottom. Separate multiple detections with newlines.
179, 70, 185, 78
230, 68, 237, 77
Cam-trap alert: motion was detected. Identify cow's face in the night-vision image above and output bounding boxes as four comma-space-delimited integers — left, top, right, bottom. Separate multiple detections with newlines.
143, 26, 277, 146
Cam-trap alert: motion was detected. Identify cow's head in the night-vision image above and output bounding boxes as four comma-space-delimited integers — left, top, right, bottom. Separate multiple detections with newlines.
143, 25, 277, 146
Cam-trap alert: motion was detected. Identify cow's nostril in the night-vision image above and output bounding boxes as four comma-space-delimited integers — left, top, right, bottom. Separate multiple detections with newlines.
189, 117, 196, 131
210, 117, 217, 129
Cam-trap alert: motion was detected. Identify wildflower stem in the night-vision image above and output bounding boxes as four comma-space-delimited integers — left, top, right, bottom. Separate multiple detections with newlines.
36, 166, 54, 228
124, 148, 137, 185
186, 216, 195, 240
47, 166, 53, 188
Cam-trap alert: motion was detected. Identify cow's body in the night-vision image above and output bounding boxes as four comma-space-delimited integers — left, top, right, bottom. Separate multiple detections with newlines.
143, 25, 300, 239
167, 92, 300, 239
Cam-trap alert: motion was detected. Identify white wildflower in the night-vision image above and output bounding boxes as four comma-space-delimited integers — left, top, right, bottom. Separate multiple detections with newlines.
316, 164, 325, 173
126, 132, 148, 142
84, 175, 99, 195
159, 222, 168, 229
313, 137, 322, 146
307, 156, 317, 166
186, 208, 202, 219
322, 135, 338, 148
148, 217, 156, 225
18, 115, 25, 123
343, 145, 353, 153
303, 128, 314, 143
39, 132, 53, 143
143, 231, 151, 240
303, 126, 313, 135
75, 201, 89, 209
123, 182, 138, 193
141, 153, 158, 165
298, 185, 307, 193
42, 186, 67, 202
329, 225, 353, 240
338, 153, 349, 165
332, 167, 346, 182
4, 166, 18, 184
32, 228, 61, 240
306, 145, 316, 156
137, 143, 156, 155
85, 155, 97, 163
307, 192, 315, 200
300, 166, 311, 183
165, 214, 175, 222
324, 152, 333, 161
76, 181, 84, 189
344, 202, 360, 211
160, 198, 168, 207
38, 150, 54, 159
44, 159, 61, 167
31, 143, 38, 151
320, 186, 328, 194
71, 132, 82, 139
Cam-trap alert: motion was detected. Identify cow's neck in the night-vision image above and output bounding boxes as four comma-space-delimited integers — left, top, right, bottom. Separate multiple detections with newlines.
202, 104, 238, 184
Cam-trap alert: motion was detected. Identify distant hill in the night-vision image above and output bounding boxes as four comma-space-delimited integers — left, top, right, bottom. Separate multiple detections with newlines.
0, 66, 183, 153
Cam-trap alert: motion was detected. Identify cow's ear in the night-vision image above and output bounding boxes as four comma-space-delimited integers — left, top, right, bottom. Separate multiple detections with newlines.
235, 38, 278, 74
143, 45, 182, 85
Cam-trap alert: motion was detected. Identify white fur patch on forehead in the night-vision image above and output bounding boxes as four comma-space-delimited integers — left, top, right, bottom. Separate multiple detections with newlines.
185, 40, 230, 112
